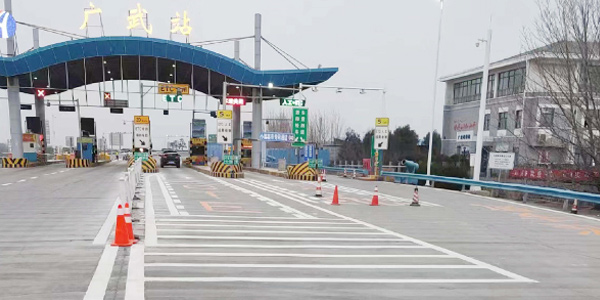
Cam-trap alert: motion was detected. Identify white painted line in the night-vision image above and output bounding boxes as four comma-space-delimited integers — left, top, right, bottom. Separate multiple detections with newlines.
17, 179, 26, 182
83, 245, 118, 300
179, 211, 190, 216
200, 174, 315, 219
173, 199, 182, 204
44, 173, 51, 176
244, 180, 537, 283
176, 205, 185, 210
60, 170, 66, 173
152, 244, 426, 249
155, 214, 344, 221
92, 197, 120, 245
156, 174, 180, 216
145, 175, 157, 246
145, 253, 452, 258
156, 223, 368, 230
157, 229, 390, 235
171, 195, 179, 199
124, 243, 144, 300
1, 183, 12, 186
145, 277, 526, 284
146, 263, 482, 269
157, 235, 405, 242
51, 172, 58, 175
156, 219, 355, 225
30, 176, 38, 179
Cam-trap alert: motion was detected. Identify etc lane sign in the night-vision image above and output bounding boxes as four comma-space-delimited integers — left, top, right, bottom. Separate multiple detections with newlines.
488, 152, 515, 170
217, 110, 232, 144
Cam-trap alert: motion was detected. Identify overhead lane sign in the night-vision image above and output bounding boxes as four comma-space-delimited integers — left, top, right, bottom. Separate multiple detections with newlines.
280, 98, 306, 107
158, 83, 190, 95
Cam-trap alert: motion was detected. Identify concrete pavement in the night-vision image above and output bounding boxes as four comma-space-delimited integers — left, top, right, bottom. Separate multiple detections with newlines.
0, 161, 127, 300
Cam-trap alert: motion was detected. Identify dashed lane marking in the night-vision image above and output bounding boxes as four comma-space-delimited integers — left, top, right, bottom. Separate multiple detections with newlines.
17, 179, 26, 182
1, 183, 12, 186
30, 176, 38, 179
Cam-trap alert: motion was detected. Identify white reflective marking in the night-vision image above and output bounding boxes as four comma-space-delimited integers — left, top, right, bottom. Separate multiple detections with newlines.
176, 205, 185, 210
83, 245, 118, 300
124, 244, 144, 300
17, 179, 26, 182
146, 263, 481, 269
30, 176, 38, 179
157, 235, 405, 242
179, 211, 190, 216
156, 219, 355, 225
93, 197, 120, 245
156, 175, 180, 216
173, 199, 181, 204
152, 244, 426, 249
145, 277, 527, 284
1, 183, 12, 186
144, 252, 451, 258
157, 229, 390, 235
145, 175, 157, 246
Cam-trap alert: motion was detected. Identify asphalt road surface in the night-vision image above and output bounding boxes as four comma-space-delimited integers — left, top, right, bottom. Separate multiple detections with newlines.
2, 163, 600, 299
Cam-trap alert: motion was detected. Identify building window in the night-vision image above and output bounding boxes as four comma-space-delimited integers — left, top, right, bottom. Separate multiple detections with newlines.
453, 78, 482, 104
538, 150, 550, 164
483, 113, 491, 131
539, 107, 555, 127
515, 110, 522, 129
487, 75, 495, 99
498, 112, 508, 130
497, 67, 526, 97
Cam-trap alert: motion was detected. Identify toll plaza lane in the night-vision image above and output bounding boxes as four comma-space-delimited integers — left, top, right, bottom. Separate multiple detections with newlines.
0, 161, 128, 299
133, 168, 569, 300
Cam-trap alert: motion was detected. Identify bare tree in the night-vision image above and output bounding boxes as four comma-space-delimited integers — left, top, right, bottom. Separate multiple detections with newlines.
265, 110, 292, 133
308, 110, 344, 146
520, 0, 600, 188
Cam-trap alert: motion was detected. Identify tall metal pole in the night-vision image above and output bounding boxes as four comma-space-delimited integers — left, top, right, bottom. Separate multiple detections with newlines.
251, 13, 262, 169
5, 0, 23, 158
425, 0, 444, 185
33, 28, 47, 155
232, 40, 242, 156
471, 28, 493, 190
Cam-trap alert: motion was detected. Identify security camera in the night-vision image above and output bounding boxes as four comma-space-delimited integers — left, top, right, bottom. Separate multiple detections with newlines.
475, 42, 480, 47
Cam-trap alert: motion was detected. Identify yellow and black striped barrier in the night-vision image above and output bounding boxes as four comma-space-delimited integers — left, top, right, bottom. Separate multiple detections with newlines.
128, 158, 135, 168
1, 158, 29, 168
66, 158, 91, 168
142, 159, 158, 173
286, 161, 318, 181
210, 161, 244, 178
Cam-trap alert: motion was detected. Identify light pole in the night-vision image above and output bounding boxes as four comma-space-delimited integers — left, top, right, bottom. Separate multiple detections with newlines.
472, 27, 493, 191
426, 0, 445, 186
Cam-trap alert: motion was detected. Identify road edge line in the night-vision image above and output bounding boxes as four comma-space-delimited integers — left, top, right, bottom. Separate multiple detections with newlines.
93, 197, 120, 245
83, 245, 119, 300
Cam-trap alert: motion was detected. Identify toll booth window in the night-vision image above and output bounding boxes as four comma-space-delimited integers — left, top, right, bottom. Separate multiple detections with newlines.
191, 145, 205, 156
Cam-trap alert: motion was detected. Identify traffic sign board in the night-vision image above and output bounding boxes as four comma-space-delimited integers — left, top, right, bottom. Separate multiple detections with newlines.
292, 108, 308, 147
217, 119, 232, 144
218, 110, 233, 119
374, 127, 389, 150
376, 117, 389, 127
223, 154, 240, 165
134, 115, 149, 124
134, 123, 150, 148
163, 94, 183, 103
158, 83, 190, 95
280, 98, 306, 107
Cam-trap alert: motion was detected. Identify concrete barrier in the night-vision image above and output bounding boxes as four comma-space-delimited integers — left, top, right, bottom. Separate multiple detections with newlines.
66, 159, 91, 168
286, 162, 318, 181
210, 161, 244, 178
1, 158, 29, 168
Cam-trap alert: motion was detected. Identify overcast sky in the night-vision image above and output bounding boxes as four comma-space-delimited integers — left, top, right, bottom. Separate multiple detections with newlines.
0, 0, 539, 149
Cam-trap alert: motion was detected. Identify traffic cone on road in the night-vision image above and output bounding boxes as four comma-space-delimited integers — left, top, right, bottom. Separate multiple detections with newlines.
571, 199, 578, 214
331, 185, 340, 205
370, 186, 379, 206
124, 202, 137, 244
343, 169, 347, 178
410, 187, 421, 207
315, 176, 323, 197
352, 169, 356, 179
111, 204, 133, 247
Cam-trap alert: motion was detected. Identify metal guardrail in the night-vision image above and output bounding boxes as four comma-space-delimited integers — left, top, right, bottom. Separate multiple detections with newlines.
381, 171, 600, 204
323, 166, 369, 175
121, 158, 143, 204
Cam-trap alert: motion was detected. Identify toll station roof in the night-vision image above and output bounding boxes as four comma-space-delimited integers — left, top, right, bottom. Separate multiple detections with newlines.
0, 36, 338, 99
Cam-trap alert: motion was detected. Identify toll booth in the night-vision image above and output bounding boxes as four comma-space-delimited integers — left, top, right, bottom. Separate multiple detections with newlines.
189, 138, 207, 165
77, 137, 96, 161
22, 133, 43, 163
240, 138, 252, 167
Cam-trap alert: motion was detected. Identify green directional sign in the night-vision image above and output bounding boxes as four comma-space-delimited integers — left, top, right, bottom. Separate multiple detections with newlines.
223, 154, 241, 165
309, 159, 324, 169
292, 108, 308, 147
163, 93, 183, 103
280, 98, 306, 107
134, 152, 149, 161
208, 134, 217, 143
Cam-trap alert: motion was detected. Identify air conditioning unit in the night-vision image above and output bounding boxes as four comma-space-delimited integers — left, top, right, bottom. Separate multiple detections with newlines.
538, 133, 547, 144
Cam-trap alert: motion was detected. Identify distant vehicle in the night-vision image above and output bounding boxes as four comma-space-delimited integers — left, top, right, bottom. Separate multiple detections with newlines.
160, 150, 181, 168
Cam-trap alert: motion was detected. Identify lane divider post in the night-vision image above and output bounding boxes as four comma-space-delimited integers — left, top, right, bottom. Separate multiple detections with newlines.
315, 174, 323, 197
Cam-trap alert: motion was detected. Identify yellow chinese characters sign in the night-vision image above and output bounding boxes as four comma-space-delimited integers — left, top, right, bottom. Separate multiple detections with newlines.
134, 115, 150, 124
171, 11, 192, 36
375, 118, 389, 127
127, 3, 153, 35
217, 110, 232, 119
158, 83, 190, 95
80, 2, 102, 30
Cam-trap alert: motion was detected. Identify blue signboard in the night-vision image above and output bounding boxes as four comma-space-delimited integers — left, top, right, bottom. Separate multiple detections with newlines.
304, 144, 315, 160
191, 119, 206, 138
243, 121, 252, 139
259, 132, 294, 142
0, 11, 16, 39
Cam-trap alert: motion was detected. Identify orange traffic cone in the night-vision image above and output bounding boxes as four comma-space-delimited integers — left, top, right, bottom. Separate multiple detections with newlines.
331, 185, 340, 205
124, 202, 137, 244
371, 186, 379, 206
112, 204, 133, 247
571, 199, 578, 214
410, 187, 421, 207
315, 175, 323, 197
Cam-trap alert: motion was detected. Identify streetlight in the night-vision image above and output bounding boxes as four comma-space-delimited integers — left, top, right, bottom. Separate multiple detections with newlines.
426, 0, 445, 186
472, 27, 493, 191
